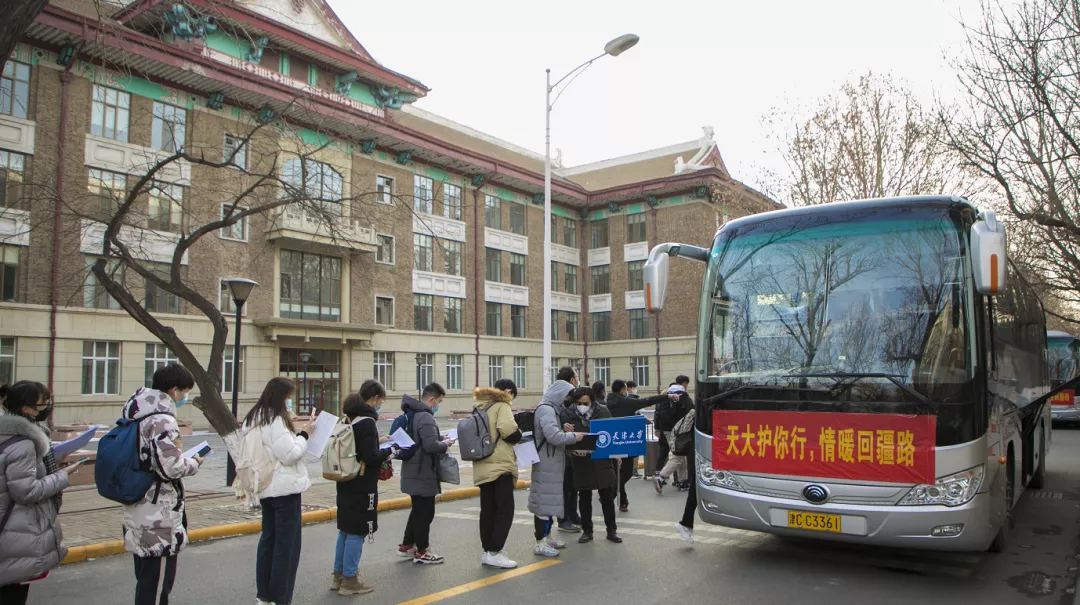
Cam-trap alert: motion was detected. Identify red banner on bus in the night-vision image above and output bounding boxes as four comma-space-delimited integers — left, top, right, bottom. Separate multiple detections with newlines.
1051, 389, 1075, 406
711, 410, 936, 485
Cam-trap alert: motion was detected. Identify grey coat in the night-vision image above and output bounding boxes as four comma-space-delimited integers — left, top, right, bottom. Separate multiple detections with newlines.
398, 395, 448, 498
0, 413, 69, 586
527, 381, 577, 518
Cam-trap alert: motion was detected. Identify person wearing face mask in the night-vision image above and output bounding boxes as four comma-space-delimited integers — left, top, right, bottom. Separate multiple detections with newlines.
119, 364, 204, 605
606, 380, 678, 512
0, 381, 82, 605
397, 382, 454, 565
566, 387, 621, 544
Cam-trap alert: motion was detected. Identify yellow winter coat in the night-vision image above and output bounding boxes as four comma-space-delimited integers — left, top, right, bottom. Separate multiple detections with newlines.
470, 387, 519, 486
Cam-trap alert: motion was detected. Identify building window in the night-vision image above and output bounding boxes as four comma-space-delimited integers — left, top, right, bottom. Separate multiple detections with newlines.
513, 356, 527, 389
0, 245, 19, 302
590, 219, 608, 249
593, 358, 610, 386
414, 294, 433, 331
144, 343, 179, 388
82, 341, 120, 395
0, 61, 30, 119
550, 214, 557, 243
591, 266, 610, 295
564, 218, 577, 248
510, 253, 526, 286
444, 297, 462, 333
151, 102, 186, 152
413, 175, 434, 214
280, 349, 341, 414
223, 133, 248, 170
279, 249, 342, 322
631, 356, 650, 387
414, 234, 433, 272
485, 248, 502, 282
511, 305, 526, 338
376, 234, 395, 265
551, 310, 560, 341
550, 357, 561, 384
627, 213, 647, 243
219, 203, 248, 241
550, 262, 560, 293
443, 240, 463, 276
446, 354, 463, 390
564, 264, 578, 295
508, 203, 526, 235
0, 151, 25, 208
627, 260, 645, 291
145, 264, 180, 314
84, 257, 122, 310
148, 182, 184, 233
630, 309, 650, 339
282, 158, 343, 204
377, 175, 394, 205
223, 345, 245, 394
486, 303, 502, 336
0, 337, 13, 386
416, 353, 434, 392
485, 195, 501, 229
592, 312, 611, 342
444, 184, 462, 220
373, 351, 394, 390
88, 169, 127, 219
375, 296, 394, 326
565, 312, 579, 341
91, 86, 130, 142
488, 356, 504, 385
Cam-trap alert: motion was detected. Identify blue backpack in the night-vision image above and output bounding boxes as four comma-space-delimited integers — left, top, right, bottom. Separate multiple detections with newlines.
95, 413, 169, 504
389, 411, 419, 461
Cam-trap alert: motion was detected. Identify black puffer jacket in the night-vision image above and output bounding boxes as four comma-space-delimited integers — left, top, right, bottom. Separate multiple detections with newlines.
605, 391, 670, 418
568, 403, 617, 491
336, 403, 392, 536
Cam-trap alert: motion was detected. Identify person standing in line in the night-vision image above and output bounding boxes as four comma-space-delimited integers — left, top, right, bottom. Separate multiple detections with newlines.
529, 377, 586, 557
591, 381, 606, 402
567, 388, 621, 544
674, 451, 697, 545
119, 364, 204, 605
398, 382, 454, 565
655, 376, 693, 495
472, 379, 523, 569
331, 382, 394, 596
552, 367, 583, 534
0, 381, 83, 605
246, 377, 315, 605
605, 379, 676, 512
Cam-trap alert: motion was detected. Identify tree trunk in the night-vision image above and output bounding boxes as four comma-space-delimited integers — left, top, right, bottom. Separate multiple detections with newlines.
0, 0, 49, 73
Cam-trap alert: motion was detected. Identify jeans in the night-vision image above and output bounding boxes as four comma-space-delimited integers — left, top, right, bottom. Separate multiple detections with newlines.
561, 460, 580, 525
534, 515, 553, 541
478, 473, 515, 553
0, 583, 29, 605
658, 431, 686, 482
256, 493, 303, 605
579, 487, 617, 534
133, 554, 178, 605
333, 531, 365, 578
617, 456, 636, 506
681, 453, 698, 528
402, 495, 436, 552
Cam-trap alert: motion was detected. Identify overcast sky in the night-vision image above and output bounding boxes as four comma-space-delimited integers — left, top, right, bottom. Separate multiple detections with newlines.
329, 0, 984, 191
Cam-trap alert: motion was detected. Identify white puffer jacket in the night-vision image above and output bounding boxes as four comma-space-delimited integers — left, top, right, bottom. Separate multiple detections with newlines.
248, 416, 311, 500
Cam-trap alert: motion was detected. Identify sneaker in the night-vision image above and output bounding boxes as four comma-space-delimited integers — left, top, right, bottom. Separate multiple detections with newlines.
545, 536, 567, 549
578, 531, 594, 543
329, 572, 343, 591
675, 522, 695, 545
619, 504, 629, 513
397, 544, 417, 558
338, 575, 374, 596
413, 550, 445, 565
533, 540, 560, 557
606, 532, 623, 543
557, 520, 581, 533
482, 550, 518, 569
655, 476, 666, 494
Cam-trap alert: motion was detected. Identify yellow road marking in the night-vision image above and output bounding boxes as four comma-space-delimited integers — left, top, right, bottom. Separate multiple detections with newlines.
395, 560, 562, 605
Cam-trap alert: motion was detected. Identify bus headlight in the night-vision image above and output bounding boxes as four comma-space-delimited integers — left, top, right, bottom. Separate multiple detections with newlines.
898, 465, 984, 507
696, 453, 746, 492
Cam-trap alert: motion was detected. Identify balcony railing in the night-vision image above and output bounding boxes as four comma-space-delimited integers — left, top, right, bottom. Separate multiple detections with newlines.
266, 207, 376, 250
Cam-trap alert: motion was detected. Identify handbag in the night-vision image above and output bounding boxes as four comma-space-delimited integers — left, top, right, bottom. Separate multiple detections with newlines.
378, 459, 394, 481
436, 455, 460, 485
672, 409, 696, 456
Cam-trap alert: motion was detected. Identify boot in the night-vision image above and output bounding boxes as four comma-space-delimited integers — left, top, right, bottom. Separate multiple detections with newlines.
338, 575, 374, 596
329, 572, 343, 591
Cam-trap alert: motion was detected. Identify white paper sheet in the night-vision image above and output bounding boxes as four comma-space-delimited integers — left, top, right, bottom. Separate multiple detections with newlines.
389, 427, 415, 448
182, 440, 211, 459
445, 428, 458, 441
52, 425, 99, 460
305, 412, 340, 457
514, 441, 540, 468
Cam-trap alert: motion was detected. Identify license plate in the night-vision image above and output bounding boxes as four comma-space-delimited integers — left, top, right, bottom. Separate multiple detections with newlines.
787, 510, 842, 533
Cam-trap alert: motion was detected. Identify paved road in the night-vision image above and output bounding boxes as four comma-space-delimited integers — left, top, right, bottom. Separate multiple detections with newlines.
34, 428, 1080, 605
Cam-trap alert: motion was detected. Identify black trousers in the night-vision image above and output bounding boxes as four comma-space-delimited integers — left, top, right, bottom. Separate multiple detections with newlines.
0, 583, 30, 605
133, 554, 178, 605
562, 461, 580, 525
534, 515, 553, 541
479, 473, 516, 553
402, 495, 437, 551
681, 453, 698, 528
579, 487, 617, 534
617, 457, 636, 506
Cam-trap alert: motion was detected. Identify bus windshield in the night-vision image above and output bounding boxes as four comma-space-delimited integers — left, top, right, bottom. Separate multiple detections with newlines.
701, 207, 974, 409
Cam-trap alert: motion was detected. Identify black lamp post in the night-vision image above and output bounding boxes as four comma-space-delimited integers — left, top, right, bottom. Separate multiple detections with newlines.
223, 277, 257, 487
629, 359, 638, 387
415, 353, 424, 398
299, 352, 313, 414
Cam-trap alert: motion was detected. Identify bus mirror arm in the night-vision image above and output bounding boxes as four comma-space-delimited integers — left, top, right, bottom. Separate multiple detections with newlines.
645, 243, 708, 313
658, 243, 709, 262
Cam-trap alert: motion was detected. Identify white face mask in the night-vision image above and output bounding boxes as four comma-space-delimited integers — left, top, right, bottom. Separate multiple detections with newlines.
576, 405, 590, 416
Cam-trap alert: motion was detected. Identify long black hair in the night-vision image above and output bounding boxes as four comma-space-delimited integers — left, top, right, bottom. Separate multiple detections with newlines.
244, 376, 296, 430
0, 381, 45, 415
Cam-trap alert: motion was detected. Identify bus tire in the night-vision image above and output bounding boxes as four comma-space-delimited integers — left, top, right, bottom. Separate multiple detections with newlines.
1030, 426, 1046, 489
989, 454, 1014, 553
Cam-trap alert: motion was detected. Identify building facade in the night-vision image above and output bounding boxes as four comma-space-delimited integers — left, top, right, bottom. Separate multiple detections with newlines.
0, 0, 776, 426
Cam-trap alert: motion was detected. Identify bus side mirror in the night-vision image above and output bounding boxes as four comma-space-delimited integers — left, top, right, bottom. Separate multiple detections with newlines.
971, 210, 1007, 296
644, 245, 671, 312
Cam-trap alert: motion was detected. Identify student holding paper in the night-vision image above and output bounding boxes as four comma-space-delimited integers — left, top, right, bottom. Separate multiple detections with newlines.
397, 383, 453, 564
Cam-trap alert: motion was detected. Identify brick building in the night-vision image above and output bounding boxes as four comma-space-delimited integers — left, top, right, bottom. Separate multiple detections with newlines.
0, 0, 775, 425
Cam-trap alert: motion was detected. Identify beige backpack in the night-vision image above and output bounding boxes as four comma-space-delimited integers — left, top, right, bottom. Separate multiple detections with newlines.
322, 417, 368, 482
235, 424, 275, 503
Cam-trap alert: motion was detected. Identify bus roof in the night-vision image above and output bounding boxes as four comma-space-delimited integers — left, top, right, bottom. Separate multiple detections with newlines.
718, 196, 973, 235
1048, 330, 1076, 341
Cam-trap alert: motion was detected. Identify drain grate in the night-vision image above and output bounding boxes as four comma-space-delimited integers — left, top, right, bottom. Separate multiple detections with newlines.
1028, 491, 1066, 500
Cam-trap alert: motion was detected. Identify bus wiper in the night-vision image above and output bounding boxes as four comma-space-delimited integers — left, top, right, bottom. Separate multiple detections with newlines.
786, 372, 932, 406
702, 383, 829, 406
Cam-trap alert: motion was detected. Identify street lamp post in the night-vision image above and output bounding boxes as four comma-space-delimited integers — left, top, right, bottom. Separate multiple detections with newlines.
222, 277, 257, 487
415, 353, 424, 399
299, 352, 312, 414
543, 34, 639, 391
630, 359, 638, 387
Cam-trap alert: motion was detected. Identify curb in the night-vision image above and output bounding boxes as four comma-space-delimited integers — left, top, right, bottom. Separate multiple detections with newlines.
60, 480, 531, 565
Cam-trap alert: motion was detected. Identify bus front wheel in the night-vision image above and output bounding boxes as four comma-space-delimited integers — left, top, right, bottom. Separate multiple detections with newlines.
989, 453, 1014, 553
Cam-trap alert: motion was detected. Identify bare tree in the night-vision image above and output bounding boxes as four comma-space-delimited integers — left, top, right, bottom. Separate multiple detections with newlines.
765, 72, 982, 206
0, 0, 49, 74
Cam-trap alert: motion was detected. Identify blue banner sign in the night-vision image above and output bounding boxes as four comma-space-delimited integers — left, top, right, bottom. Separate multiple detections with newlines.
589, 416, 647, 459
